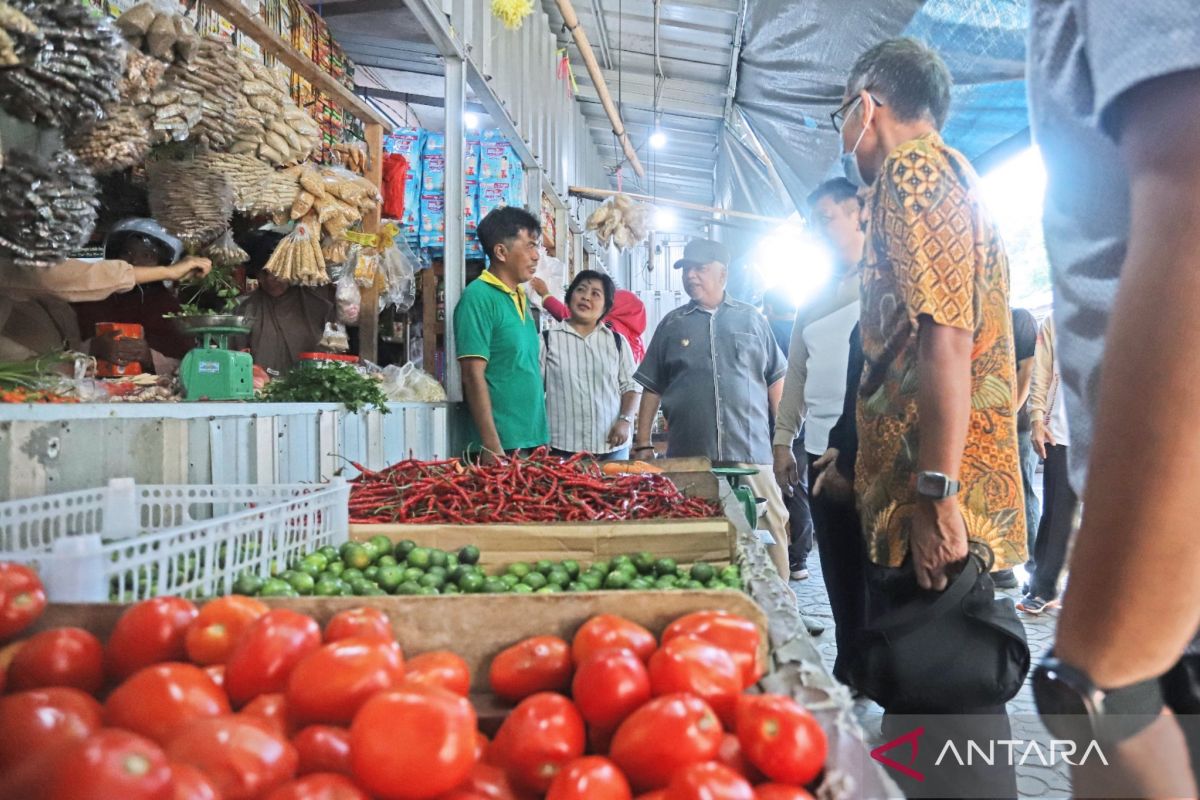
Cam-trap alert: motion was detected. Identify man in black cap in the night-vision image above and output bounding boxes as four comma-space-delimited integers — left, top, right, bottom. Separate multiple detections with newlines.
631, 239, 793, 583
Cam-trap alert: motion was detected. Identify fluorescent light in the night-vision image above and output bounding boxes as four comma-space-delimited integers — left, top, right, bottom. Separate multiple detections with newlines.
649, 130, 667, 149
654, 208, 677, 230
755, 224, 834, 308
464, 112, 480, 130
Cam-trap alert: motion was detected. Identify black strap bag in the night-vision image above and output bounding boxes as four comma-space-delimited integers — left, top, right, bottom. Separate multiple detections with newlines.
850, 549, 1030, 712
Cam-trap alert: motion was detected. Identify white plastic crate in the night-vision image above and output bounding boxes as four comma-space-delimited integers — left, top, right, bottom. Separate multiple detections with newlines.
0, 478, 350, 602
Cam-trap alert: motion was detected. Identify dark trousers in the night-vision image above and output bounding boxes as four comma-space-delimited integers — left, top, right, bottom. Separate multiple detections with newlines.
807, 452, 867, 684
1028, 444, 1078, 600
787, 438, 814, 571
1018, 428, 1040, 562
867, 561, 1018, 799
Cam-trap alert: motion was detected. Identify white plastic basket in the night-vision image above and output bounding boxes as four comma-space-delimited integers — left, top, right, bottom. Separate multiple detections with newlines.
0, 479, 350, 602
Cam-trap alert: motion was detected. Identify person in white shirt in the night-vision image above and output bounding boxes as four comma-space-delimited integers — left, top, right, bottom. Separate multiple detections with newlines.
1019, 316, 1078, 615
771, 178, 867, 684
541, 270, 639, 460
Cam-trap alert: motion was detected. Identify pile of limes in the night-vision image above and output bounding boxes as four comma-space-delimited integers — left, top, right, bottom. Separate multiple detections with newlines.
232, 537, 741, 598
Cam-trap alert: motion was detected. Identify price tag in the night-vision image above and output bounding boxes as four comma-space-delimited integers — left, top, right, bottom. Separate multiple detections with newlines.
343, 230, 377, 247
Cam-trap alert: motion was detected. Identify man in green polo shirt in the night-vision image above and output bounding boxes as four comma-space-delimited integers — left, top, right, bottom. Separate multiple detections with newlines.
454, 206, 549, 458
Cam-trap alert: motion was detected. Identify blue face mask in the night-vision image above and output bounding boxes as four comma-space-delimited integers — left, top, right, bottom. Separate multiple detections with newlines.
839, 96, 873, 188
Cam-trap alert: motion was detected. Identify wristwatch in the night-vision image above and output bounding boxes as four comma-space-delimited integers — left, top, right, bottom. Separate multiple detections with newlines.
618, 414, 635, 424
915, 471, 960, 499
1032, 651, 1165, 743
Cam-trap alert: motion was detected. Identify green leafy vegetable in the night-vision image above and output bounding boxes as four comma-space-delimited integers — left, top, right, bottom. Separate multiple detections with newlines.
260, 361, 389, 413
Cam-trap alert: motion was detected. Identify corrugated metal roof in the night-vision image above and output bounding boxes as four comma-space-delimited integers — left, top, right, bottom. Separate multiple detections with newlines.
542, 0, 742, 206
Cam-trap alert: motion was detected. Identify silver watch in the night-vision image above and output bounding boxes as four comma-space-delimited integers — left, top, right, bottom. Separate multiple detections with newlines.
618, 414, 635, 424
915, 471, 960, 499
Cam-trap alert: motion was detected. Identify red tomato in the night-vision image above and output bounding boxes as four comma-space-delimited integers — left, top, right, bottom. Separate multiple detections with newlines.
753, 785, 816, 800
0, 638, 23, 692
571, 648, 651, 731
324, 607, 393, 643
609, 694, 723, 792
406, 650, 471, 696
43, 729, 172, 800
350, 685, 477, 800
0, 562, 47, 641
488, 635, 572, 703
185, 596, 269, 665
7, 627, 104, 694
735, 695, 826, 786
454, 762, 519, 800
571, 615, 656, 665
205, 663, 225, 689
647, 636, 741, 728
439, 792, 489, 800
167, 716, 298, 800
294, 725, 353, 776
106, 598, 199, 681
287, 637, 405, 725
661, 612, 763, 690
664, 762, 753, 800
634, 793, 666, 800
263, 773, 369, 800
715, 733, 762, 782
545, 756, 632, 800
490, 692, 585, 792
105, 663, 231, 745
0, 687, 102, 771
224, 609, 322, 706
241, 692, 295, 738
169, 763, 220, 800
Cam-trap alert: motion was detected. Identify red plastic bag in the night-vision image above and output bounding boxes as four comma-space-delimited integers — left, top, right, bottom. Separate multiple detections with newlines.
382, 153, 409, 220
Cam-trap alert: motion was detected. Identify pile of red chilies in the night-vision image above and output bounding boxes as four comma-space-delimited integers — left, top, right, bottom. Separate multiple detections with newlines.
347, 449, 723, 525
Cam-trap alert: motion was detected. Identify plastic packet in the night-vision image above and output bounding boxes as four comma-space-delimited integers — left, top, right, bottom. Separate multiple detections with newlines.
351, 245, 381, 289
319, 322, 350, 353
336, 272, 361, 325
380, 362, 447, 402
380, 243, 416, 313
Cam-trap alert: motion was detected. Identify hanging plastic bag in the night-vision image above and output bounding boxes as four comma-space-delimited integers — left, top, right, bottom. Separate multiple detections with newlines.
351, 245, 382, 289
380, 362, 447, 402
380, 242, 417, 313
527, 247, 567, 311
319, 322, 351, 353
336, 271, 361, 325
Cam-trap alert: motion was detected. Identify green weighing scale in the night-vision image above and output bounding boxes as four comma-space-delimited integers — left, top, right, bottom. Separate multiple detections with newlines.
710, 465, 764, 530
173, 315, 256, 401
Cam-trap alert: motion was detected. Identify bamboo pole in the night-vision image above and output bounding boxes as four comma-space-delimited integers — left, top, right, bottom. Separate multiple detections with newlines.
553, 0, 646, 179
568, 186, 794, 226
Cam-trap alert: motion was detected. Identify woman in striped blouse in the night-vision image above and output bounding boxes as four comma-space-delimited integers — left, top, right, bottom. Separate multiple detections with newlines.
541, 270, 640, 460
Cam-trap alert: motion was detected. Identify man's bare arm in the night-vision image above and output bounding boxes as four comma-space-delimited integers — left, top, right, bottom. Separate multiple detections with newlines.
1016, 357, 1034, 410
633, 390, 661, 450
460, 357, 503, 456
1056, 69, 1200, 687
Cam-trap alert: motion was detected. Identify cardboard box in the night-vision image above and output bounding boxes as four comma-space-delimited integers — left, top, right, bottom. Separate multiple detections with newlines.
350, 458, 734, 568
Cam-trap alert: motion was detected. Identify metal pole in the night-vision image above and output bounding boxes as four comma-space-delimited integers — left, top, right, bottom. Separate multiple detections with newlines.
444, 56, 466, 402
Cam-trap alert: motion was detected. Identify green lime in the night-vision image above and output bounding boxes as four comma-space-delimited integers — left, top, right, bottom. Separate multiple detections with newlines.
654, 576, 677, 590
561, 559, 581, 579
377, 555, 398, 568
326, 561, 345, 577
369, 535, 394, 557
446, 553, 459, 568
341, 568, 364, 583
395, 581, 421, 595
546, 567, 570, 587
523, 572, 548, 590
482, 577, 509, 594
363, 566, 380, 582
536, 585, 561, 593
427, 566, 447, 579
719, 565, 741, 584
629, 577, 653, 590
535, 559, 554, 575
507, 562, 532, 579
419, 572, 445, 590
449, 565, 471, 585
407, 547, 433, 570
459, 572, 485, 593
568, 581, 589, 592
705, 578, 723, 589
417, 586, 439, 595
359, 541, 380, 562
442, 583, 461, 594
500, 573, 520, 589
690, 562, 715, 583
286, 572, 315, 595
335, 580, 354, 596
402, 567, 425, 583
362, 585, 386, 596
580, 572, 603, 591
684, 579, 706, 590
429, 549, 449, 569
314, 577, 341, 596
393, 539, 417, 560
259, 577, 293, 596
458, 545, 480, 565
591, 560, 610, 575
603, 571, 630, 590
233, 571, 264, 596
611, 555, 633, 572
301, 553, 328, 572
512, 583, 534, 594
654, 557, 678, 577
377, 565, 405, 592
350, 578, 374, 596
341, 543, 372, 571
318, 545, 339, 562
633, 552, 656, 574
616, 563, 639, 579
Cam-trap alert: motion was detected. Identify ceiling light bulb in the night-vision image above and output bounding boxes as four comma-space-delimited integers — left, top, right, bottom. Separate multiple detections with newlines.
654, 208, 677, 230
464, 112, 480, 130
649, 130, 667, 149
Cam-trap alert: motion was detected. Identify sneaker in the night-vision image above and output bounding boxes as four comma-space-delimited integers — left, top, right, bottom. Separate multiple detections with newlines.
992, 569, 1018, 589
790, 568, 810, 581
1017, 594, 1059, 615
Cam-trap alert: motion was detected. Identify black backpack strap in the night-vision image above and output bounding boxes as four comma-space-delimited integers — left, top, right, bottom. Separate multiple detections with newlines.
542, 329, 550, 352
612, 327, 623, 353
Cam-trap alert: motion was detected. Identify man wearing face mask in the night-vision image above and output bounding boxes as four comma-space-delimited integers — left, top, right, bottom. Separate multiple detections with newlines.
838, 39, 1025, 798
631, 239, 792, 585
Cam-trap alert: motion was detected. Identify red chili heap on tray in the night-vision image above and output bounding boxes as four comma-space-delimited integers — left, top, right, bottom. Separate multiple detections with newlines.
348, 449, 722, 525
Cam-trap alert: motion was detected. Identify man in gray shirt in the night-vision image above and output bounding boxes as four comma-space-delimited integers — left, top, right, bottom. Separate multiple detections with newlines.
632, 239, 791, 582
1028, 1, 1200, 795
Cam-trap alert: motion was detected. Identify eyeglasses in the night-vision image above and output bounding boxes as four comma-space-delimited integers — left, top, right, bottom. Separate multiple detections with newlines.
831, 93, 885, 133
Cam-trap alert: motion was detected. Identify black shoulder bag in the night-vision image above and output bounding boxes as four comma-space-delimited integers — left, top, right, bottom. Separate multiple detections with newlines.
849, 550, 1030, 712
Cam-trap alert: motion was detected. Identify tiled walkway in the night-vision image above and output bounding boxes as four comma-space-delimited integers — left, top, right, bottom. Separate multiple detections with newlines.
792, 557, 1073, 799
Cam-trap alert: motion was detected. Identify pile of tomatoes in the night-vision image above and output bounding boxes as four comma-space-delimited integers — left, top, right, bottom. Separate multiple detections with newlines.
0, 561, 828, 800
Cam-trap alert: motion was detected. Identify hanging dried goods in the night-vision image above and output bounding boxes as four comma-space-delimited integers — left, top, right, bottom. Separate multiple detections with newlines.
0, 0, 122, 132
146, 156, 234, 247
118, 46, 167, 105
290, 164, 382, 240
0, 150, 98, 268
587, 194, 650, 251
204, 230, 249, 268
115, 3, 198, 67
229, 53, 321, 166
67, 104, 153, 175
0, 1, 38, 68
147, 85, 203, 145
159, 36, 242, 151
264, 218, 328, 286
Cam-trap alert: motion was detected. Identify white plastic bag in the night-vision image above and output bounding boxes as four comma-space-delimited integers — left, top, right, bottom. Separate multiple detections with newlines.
380, 362, 446, 402
526, 247, 567, 311
335, 272, 361, 325
380, 242, 416, 313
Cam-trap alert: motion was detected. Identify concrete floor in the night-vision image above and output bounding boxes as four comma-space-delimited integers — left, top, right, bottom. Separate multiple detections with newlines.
792, 558, 1073, 799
